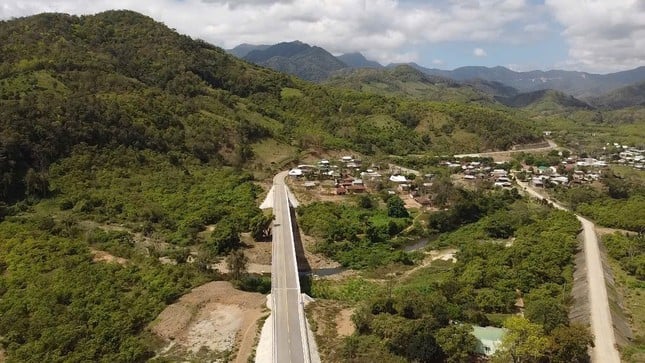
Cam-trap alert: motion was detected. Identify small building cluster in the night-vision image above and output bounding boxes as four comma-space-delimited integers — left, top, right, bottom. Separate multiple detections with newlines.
447, 159, 514, 188
608, 143, 644, 170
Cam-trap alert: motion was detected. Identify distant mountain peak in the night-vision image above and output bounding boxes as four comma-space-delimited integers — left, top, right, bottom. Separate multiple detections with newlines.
336, 52, 382, 68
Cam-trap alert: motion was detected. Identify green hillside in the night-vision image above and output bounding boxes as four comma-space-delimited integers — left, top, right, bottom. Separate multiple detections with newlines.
0, 11, 542, 203
326, 64, 495, 103
0, 10, 543, 361
589, 81, 645, 109
496, 89, 593, 114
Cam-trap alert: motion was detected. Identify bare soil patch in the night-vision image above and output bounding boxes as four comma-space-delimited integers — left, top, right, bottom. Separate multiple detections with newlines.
301, 234, 343, 270
306, 300, 354, 363
90, 248, 128, 265
335, 308, 355, 337
150, 281, 267, 362
595, 226, 638, 237
241, 234, 272, 265
402, 193, 422, 209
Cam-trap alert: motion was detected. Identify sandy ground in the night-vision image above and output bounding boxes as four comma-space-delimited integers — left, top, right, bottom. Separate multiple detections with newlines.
305, 300, 354, 363
90, 249, 128, 265
454, 139, 558, 162
150, 281, 267, 362
400, 248, 457, 279
335, 308, 355, 337
213, 261, 272, 275
402, 194, 422, 209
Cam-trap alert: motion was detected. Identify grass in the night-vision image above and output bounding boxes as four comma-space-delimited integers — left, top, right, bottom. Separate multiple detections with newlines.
280, 87, 303, 98
310, 276, 382, 302
251, 139, 298, 167
395, 259, 454, 295
608, 258, 645, 363
366, 114, 399, 129
306, 300, 353, 363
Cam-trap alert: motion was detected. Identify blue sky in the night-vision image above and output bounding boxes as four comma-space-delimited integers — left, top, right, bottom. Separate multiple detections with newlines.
1, 0, 643, 73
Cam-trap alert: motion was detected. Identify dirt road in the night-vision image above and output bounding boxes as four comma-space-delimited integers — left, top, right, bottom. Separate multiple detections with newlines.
517, 181, 620, 363
454, 139, 558, 160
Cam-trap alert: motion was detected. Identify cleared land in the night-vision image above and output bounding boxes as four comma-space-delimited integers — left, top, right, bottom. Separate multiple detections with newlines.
150, 281, 267, 362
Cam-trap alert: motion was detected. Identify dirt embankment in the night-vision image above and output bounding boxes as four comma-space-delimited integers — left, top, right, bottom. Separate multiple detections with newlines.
307, 300, 355, 363
149, 281, 267, 362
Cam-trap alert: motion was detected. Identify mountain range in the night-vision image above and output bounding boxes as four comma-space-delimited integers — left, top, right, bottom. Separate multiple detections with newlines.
229, 41, 645, 101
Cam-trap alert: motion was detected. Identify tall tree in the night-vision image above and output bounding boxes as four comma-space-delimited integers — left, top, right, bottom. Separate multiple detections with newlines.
250, 212, 274, 241
387, 196, 409, 218
208, 218, 241, 255
226, 249, 248, 281
549, 324, 593, 363
493, 316, 549, 363
435, 324, 479, 363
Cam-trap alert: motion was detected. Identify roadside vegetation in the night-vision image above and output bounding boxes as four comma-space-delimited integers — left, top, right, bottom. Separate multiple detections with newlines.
299, 181, 592, 362
552, 166, 645, 232
603, 233, 645, 362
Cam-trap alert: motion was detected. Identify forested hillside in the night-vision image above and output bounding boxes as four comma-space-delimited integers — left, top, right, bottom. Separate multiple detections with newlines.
326, 65, 494, 103
0, 11, 541, 204
0, 10, 544, 361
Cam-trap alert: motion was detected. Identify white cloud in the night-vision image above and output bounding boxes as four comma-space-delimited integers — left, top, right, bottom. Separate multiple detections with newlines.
1, 0, 642, 71
545, 0, 645, 72
473, 47, 487, 57
432, 59, 444, 65
0, 0, 542, 66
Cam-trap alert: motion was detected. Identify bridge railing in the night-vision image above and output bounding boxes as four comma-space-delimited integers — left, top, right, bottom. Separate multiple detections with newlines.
283, 185, 311, 363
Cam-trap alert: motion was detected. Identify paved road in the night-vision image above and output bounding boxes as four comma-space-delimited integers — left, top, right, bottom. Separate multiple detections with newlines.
517, 181, 620, 363
271, 171, 309, 363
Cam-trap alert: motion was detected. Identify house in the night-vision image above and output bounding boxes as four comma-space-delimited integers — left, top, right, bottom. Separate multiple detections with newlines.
551, 176, 569, 184
288, 168, 303, 177
492, 169, 508, 177
398, 183, 411, 191
335, 186, 346, 195
531, 177, 545, 187
415, 196, 432, 206
389, 175, 408, 183
473, 326, 507, 356
348, 184, 366, 193
361, 171, 382, 180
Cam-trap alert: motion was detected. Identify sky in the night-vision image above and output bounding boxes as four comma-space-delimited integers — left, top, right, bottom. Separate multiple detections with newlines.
1, 0, 644, 73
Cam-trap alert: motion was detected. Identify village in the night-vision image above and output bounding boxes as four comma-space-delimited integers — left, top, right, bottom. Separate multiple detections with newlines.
286, 143, 643, 206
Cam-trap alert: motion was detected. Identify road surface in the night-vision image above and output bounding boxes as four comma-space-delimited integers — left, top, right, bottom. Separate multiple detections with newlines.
270, 171, 310, 363
517, 180, 620, 363
454, 139, 558, 159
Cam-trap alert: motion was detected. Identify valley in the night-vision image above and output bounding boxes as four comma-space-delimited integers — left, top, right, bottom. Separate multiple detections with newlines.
0, 8, 642, 363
